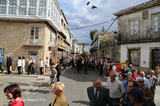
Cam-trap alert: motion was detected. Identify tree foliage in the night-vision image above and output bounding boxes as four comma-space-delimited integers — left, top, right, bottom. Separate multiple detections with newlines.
100, 38, 111, 44
101, 26, 105, 32
90, 29, 97, 40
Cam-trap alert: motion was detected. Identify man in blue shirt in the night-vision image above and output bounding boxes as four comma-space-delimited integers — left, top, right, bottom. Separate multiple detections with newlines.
0, 53, 4, 73
136, 71, 150, 88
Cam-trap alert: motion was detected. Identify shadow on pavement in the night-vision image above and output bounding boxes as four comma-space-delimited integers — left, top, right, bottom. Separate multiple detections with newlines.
72, 100, 90, 105
28, 89, 50, 94
61, 67, 106, 82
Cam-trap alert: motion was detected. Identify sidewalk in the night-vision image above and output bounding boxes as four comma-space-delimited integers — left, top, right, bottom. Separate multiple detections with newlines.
0, 66, 70, 106
0, 71, 50, 106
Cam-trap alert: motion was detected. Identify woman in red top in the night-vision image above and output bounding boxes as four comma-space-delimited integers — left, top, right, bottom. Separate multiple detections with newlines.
131, 68, 139, 80
116, 62, 121, 78
4, 84, 24, 106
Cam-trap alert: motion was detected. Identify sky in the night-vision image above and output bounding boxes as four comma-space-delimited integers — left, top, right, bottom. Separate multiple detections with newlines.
57, 0, 150, 52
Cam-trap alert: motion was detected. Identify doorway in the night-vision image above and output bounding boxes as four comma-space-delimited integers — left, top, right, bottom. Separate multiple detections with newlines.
129, 49, 140, 69
152, 49, 160, 70
29, 52, 38, 73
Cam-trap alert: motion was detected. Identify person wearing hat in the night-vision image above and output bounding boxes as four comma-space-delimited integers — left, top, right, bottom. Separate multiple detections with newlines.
138, 77, 154, 106
128, 87, 144, 106
50, 82, 69, 106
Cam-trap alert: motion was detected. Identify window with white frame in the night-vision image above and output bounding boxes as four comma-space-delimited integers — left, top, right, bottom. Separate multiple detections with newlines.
38, 0, 46, 16
19, 0, 27, 15
8, 0, 17, 15
0, 0, 6, 14
38, 8, 46, 16
30, 27, 39, 44
130, 20, 138, 35
152, 14, 159, 32
29, 0, 36, 15
20, 0, 26, 6
29, 0, 36, 6
39, 0, 46, 7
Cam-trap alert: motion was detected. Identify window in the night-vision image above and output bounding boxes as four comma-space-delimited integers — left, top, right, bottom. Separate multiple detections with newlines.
9, 7, 17, 14
48, 9, 50, 17
38, 0, 46, 16
30, 27, 39, 44
50, 31, 52, 42
0, 0, 6, 5
9, 0, 17, 5
29, 0, 36, 15
38, 8, 46, 16
8, 0, 17, 15
29, 0, 36, 7
0, 6, 6, 14
130, 20, 138, 35
61, 19, 63, 26
39, 0, 46, 7
19, 0, 26, 6
153, 15, 159, 32
29, 8, 36, 15
19, 7, 26, 15
19, 0, 27, 15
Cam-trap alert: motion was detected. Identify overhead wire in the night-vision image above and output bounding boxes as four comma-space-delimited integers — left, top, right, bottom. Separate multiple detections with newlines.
5, 0, 117, 32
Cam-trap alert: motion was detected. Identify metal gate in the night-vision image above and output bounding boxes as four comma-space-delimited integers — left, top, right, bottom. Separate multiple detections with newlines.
152, 49, 160, 70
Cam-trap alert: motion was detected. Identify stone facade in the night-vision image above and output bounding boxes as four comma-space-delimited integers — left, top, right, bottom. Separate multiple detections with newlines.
0, 21, 55, 72
0, 0, 72, 73
114, 0, 160, 74
90, 31, 116, 58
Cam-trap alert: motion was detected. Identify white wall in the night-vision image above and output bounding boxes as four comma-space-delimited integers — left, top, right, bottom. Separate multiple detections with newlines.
121, 42, 160, 68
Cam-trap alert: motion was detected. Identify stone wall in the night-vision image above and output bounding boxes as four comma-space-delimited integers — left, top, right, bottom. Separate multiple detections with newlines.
0, 21, 56, 73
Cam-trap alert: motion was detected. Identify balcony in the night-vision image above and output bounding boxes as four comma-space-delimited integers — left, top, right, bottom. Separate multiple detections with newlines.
118, 28, 160, 44
22, 38, 43, 47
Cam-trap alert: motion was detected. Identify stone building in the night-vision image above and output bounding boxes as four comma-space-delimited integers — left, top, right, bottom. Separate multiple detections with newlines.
114, 0, 160, 72
90, 31, 116, 58
99, 32, 119, 62
0, 0, 72, 73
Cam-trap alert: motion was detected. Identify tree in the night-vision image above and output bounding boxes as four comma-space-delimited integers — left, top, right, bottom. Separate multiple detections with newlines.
90, 29, 97, 40
101, 26, 105, 32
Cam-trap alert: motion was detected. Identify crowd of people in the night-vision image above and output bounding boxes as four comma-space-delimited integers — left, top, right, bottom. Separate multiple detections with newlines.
2, 54, 160, 106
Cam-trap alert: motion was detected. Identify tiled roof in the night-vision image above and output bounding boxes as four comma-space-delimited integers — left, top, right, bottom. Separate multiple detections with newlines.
114, 0, 160, 16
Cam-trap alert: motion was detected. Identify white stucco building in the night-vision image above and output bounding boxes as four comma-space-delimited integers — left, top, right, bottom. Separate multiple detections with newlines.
114, 0, 160, 72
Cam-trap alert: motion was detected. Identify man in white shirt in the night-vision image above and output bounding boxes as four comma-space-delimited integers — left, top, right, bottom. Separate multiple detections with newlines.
108, 71, 125, 106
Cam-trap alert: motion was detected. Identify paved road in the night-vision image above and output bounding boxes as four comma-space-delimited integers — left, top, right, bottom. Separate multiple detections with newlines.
0, 67, 160, 106
23, 67, 108, 106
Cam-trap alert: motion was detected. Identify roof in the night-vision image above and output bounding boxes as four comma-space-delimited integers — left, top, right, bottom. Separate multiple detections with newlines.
114, 0, 160, 16
94, 31, 113, 36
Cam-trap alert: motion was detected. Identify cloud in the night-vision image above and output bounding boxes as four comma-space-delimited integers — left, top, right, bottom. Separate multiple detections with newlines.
57, 0, 150, 47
